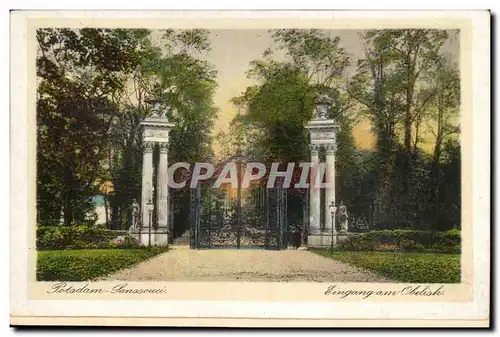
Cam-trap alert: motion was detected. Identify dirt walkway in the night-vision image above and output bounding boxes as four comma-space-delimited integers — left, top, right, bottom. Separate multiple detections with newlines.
104, 246, 390, 282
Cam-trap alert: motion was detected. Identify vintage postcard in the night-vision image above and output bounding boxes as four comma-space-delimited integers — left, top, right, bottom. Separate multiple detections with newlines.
10, 10, 490, 327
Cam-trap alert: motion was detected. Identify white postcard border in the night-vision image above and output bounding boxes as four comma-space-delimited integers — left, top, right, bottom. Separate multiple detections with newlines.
10, 10, 490, 324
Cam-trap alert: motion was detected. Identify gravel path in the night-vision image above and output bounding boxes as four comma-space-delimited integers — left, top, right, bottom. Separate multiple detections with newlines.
104, 246, 390, 282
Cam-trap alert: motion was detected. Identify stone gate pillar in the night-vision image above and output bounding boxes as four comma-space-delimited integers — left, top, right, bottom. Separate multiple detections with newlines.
304, 94, 340, 248
133, 100, 174, 247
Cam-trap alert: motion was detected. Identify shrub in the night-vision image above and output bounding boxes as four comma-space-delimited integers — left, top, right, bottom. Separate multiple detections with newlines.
399, 239, 425, 252
338, 229, 461, 253
339, 235, 377, 251
37, 248, 167, 281
375, 243, 398, 251
37, 225, 139, 250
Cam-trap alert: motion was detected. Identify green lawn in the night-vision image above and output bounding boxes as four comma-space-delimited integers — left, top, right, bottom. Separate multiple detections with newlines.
37, 248, 167, 281
313, 250, 460, 283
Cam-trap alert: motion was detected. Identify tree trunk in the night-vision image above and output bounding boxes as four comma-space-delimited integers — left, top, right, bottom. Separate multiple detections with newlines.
104, 194, 110, 227
62, 167, 74, 226
63, 193, 73, 226
403, 67, 416, 211
431, 93, 446, 222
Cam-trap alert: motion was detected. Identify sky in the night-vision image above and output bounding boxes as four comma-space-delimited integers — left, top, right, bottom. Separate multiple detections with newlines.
197, 29, 460, 154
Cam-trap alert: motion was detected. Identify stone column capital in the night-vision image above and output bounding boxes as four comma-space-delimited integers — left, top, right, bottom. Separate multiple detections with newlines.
325, 143, 337, 155
158, 142, 169, 154
144, 141, 155, 153
309, 144, 321, 155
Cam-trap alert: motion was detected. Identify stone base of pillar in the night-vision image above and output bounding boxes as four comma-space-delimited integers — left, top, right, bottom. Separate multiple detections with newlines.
308, 233, 336, 248
307, 232, 354, 249
129, 230, 140, 243
130, 228, 169, 247
308, 228, 322, 236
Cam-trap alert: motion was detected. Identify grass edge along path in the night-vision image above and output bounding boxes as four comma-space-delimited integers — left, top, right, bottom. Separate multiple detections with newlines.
37, 247, 168, 281
312, 250, 460, 283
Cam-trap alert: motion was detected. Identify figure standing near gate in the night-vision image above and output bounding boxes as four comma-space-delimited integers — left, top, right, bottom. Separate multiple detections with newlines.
130, 199, 140, 231
338, 201, 348, 233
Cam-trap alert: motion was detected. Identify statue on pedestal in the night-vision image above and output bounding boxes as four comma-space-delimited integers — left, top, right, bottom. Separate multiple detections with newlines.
338, 201, 348, 232
130, 199, 140, 231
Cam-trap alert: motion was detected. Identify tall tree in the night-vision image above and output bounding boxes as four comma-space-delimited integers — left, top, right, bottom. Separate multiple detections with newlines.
365, 30, 449, 150
106, 29, 218, 230
348, 31, 405, 223
231, 29, 368, 222
425, 57, 460, 167
424, 57, 460, 222
36, 28, 218, 230
37, 28, 144, 225
348, 29, 459, 229
232, 29, 353, 163
233, 63, 316, 162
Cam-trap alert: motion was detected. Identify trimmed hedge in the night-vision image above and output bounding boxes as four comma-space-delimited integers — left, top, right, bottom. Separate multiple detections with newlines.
315, 251, 460, 283
37, 225, 139, 250
338, 229, 460, 253
37, 248, 167, 281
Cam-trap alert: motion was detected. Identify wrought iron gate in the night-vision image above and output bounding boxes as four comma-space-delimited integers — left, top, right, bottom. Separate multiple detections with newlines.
189, 155, 292, 249
190, 182, 288, 249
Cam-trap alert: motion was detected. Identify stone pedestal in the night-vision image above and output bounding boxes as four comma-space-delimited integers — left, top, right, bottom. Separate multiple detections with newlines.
307, 232, 353, 249
139, 228, 169, 247
308, 232, 336, 248
130, 228, 169, 247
